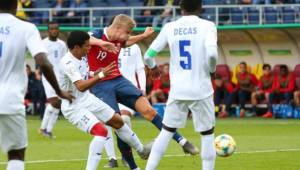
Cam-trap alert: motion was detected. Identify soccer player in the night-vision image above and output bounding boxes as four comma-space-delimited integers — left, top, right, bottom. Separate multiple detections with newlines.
88, 14, 198, 170
59, 31, 151, 170
0, 1, 73, 170
144, 0, 218, 169
103, 44, 146, 168
39, 21, 68, 138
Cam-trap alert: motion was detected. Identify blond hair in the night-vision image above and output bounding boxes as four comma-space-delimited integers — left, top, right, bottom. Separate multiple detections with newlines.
111, 14, 136, 30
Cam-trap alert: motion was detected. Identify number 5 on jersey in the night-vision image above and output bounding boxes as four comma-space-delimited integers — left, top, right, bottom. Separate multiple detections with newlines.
179, 40, 191, 70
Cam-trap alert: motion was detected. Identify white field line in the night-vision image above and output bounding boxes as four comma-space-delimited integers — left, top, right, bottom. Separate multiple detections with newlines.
1, 148, 300, 165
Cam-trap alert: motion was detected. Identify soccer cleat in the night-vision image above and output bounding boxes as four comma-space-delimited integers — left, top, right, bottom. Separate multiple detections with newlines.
104, 158, 118, 168
262, 111, 273, 118
137, 142, 153, 160
182, 141, 199, 155
38, 128, 46, 135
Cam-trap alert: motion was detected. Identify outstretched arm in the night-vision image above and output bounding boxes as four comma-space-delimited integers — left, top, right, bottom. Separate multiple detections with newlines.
126, 27, 155, 47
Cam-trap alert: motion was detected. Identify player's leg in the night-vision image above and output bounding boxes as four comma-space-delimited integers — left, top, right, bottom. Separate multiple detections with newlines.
294, 91, 300, 107
103, 125, 118, 168
63, 108, 107, 170
134, 96, 198, 154
146, 99, 189, 170
0, 114, 28, 170
119, 103, 135, 128
90, 81, 139, 170
190, 96, 216, 170
45, 97, 61, 138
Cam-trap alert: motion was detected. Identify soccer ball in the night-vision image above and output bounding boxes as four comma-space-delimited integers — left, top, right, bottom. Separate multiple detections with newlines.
215, 134, 236, 157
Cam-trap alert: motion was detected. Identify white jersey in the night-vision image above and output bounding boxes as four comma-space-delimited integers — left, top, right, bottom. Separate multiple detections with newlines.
42, 37, 67, 98
0, 13, 47, 114
119, 44, 145, 91
59, 52, 90, 107
147, 16, 217, 100
42, 38, 67, 76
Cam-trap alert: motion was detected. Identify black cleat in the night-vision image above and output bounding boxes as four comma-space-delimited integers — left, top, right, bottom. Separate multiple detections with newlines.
137, 142, 153, 160
104, 158, 118, 168
182, 141, 199, 155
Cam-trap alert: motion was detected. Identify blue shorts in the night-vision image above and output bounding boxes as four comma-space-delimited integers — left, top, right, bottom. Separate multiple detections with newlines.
90, 76, 143, 113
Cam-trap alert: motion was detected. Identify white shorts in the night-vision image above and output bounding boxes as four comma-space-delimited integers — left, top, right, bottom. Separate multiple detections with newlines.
42, 79, 57, 99
61, 94, 115, 133
163, 95, 215, 132
118, 103, 135, 115
0, 114, 28, 152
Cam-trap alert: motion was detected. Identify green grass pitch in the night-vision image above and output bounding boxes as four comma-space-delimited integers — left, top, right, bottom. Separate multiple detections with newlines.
1, 116, 300, 170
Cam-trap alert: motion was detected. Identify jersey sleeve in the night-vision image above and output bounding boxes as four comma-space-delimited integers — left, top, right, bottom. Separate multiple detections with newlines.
144, 25, 168, 68
88, 29, 104, 39
61, 60, 82, 83
205, 23, 218, 47
25, 24, 47, 57
204, 23, 218, 73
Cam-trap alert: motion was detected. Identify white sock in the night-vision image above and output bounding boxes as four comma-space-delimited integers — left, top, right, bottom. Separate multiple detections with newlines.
201, 134, 216, 170
178, 138, 187, 146
104, 126, 117, 160
7, 160, 24, 170
40, 104, 53, 130
86, 136, 106, 170
115, 124, 143, 152
146, 129, 174, 170
121, 114, 132, 128
46, 106, 60, 133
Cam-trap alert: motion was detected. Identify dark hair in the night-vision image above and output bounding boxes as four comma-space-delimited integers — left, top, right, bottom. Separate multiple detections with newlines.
239, 61, 247, 67
47, 21, 59, 28
0, 0, 17, 11
263, 64, 271, 70
67, 31, 90, 49
180, 0, 202, 13
280, 64, 288, 71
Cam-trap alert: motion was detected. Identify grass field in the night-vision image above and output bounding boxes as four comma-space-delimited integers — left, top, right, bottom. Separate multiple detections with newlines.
1, 116, 300, 170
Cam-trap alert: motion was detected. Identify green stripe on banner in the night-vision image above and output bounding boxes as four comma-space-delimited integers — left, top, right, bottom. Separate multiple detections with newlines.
268, 49, 292, 55
146, 49, 158, 58
229, 50, 253, 56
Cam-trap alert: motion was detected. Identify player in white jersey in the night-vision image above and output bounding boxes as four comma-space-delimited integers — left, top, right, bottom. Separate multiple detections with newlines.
39, 21, 68, 138
59, 31, 152, 170
144, 0, 218, 169
0, 1, 73, 170
103, 44, 146, 168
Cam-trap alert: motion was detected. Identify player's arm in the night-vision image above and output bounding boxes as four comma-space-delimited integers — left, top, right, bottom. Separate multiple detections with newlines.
125, 27, 155, 47
135, 45, 146, 93
205, 23, 218, 73
26, 25, 74, 102
144, 26, 168, 78
74, 62, 117, 92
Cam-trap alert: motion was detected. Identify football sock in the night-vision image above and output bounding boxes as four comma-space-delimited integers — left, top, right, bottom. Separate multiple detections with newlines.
201, 134, 216, 170
121, 114, 132, 128
46, 106, 60, 133
115, 124, 143, 152
151, 114, 184, 143
146, 128, 174, 170
104, 126, 117, 160
86, 136, 106, 170
40, 104, 53, 130
116, 135, 138, 169
7, 160, 24, 170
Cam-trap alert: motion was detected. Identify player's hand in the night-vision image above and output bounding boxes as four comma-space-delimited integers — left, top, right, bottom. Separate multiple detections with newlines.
57, 90, 75, 103
143, 27, 155, 38
97, 62, 118, 78
100, 41, 119, 54
150, 66, 161, 79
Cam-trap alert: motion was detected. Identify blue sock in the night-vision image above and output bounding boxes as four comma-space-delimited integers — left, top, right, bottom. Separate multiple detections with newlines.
116, 134, 137, 169
151, 114, 183, 143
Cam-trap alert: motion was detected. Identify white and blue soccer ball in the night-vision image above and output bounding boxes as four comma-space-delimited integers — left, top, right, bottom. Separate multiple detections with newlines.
215, 134, 236, 157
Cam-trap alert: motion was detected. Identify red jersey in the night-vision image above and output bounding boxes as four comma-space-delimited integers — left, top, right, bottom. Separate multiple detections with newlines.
273, 74, 295, 93
88, 28, 125, 81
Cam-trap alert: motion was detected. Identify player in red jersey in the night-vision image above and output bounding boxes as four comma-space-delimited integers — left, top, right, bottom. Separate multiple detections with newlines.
88, 14, 198, 170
